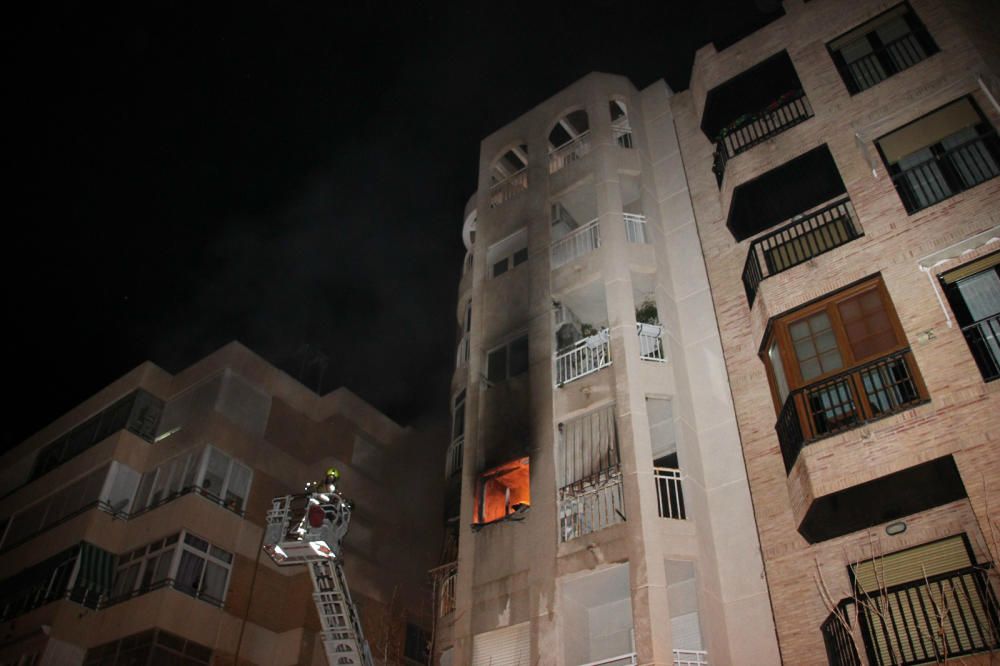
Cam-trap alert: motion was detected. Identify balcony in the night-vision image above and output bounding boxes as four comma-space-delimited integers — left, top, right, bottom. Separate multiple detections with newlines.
822, 567, 999, 666
555, 327, 611, 386
654, 467, 686, 519
701, 51, 810, 187
776, 349, 926, 472
489, 169, 528, 208
552, 219, 601, 269
430, 562, 457, 618
673, 651, 708, 666
962, 313, 1000, 381
444, 436, 463, 479
637, 323, 665, 362
456, 334, 470, 368
742, 197, 863, 307
890, 128, 1000, 214
712, 89, 813, 186
550, 132, 592, 174
559, 471, 625, 542
623, 213, 648, 244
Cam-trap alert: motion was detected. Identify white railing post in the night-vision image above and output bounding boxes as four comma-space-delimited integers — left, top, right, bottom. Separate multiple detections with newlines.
672, 649, 708, 666
549, 131, 592, 173
637, 323, 665, 361
653, 467, 686, 520
489, 169, 528, 207
554, 327, 611, 386
623, 213, 648, 244
551, 219, 601, 269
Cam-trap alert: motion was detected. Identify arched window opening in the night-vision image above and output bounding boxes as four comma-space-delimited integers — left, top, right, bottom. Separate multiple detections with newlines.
489, 144, 529, 207
548, 110, 591, 173
610, 100, 633, 148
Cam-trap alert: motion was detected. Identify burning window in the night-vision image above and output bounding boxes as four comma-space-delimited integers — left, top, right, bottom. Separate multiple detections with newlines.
473, 458, 530, 525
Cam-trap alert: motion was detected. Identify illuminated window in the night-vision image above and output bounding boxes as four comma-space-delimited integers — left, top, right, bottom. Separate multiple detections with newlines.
473, 458, 530, 525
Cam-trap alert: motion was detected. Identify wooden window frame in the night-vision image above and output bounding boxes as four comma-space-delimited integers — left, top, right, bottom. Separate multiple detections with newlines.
761, 276, 926, 414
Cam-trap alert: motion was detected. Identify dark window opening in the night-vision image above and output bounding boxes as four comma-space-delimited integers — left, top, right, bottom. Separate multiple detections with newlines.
827, 3, 939, 95
473, 457, 530, 526
876, 96, 1000, 214
728, 145, 846, 241
486, 334, 529, 384
404, 623, 431, 663
85, 629, 212, 666
941, 251, 1000, 382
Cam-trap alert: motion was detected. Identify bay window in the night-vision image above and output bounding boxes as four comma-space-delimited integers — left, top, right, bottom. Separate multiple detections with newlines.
762, 277, 928, 470
133, 446, 252, 515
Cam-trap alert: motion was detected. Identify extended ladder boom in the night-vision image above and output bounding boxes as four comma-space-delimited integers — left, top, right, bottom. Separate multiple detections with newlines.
263, 469, 373, 666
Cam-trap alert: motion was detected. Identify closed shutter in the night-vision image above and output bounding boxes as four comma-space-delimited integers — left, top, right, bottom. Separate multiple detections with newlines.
472, 622, 530, 666
670, 612, 703, 651
852, 535, 999, 665
439, 647, 453, 666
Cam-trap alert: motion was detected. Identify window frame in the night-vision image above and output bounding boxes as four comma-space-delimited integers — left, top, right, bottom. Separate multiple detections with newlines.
874, 95, 1000, 215
134, 446, 253, 515
826, 2, 939, 95
761, 276, 918, 413
939, 250, 1000, 382
485, 333, 530, 384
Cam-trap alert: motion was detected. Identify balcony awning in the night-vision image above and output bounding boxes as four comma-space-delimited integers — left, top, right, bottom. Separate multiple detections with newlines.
727, 144, 846, 241
701, 50, 802, 140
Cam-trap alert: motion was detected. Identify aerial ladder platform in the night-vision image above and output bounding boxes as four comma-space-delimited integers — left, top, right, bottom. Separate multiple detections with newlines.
263, 469, 373, 666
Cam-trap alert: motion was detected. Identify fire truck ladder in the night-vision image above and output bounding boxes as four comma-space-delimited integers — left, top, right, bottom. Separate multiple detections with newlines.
309, 558, 373, 666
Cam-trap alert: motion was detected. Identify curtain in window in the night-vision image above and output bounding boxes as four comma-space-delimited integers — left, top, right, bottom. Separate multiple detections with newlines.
175, 551, 205, 596
225, 463, 251, 511
202, 449, 229, 499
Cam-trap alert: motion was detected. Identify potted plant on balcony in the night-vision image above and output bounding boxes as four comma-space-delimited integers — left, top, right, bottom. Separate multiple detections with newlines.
635, 300, 662, 337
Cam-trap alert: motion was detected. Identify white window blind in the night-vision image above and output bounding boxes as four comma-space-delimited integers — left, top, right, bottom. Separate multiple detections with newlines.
472, 622, 530, 666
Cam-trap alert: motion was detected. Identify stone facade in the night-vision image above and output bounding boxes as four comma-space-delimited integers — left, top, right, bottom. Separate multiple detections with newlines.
0, 342, 440, 666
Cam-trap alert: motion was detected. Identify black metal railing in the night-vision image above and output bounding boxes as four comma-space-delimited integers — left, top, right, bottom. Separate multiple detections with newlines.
777, 349, 926, 472
892, 130, 1000, 214
856, 566, 1000, 666
822, 602, 862, 666
742, 197, 862, 307
838, 29, 936, 94
963, 314, 1000, 382
712, 89, 813, 186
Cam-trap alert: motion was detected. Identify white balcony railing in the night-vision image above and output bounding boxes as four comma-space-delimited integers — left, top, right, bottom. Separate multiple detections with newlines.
551, 219, 600, 269
555, 328, 611, 386
637, 323, 665, 362
579, 653, 637, 666
456, 334, 470, 368
559, 473, 625, 541
673, 649, 708, 666
489, 169, 528, 208
549, 131, 592, 173
654, 467, 686, 520
612, 119, 634, 149
445, 436, 463, 478
438, 569, 456, 617
624, 213, 648, 244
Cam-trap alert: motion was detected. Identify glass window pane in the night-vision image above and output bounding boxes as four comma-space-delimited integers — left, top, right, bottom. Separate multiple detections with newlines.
201, 449, 229, 499
768, 341, 790, 403
184, 533, 209, 551
201, 562, 227, 604
224, 463, 251, 512
174, 552, 205, 596
839, 289, 896, 359
135, 471, 156, 511
152, 549, 174, 584
209, 546, 233, 564
509, 336, 529, 377
487, 347, 508, 383
957, 270, 1000, 321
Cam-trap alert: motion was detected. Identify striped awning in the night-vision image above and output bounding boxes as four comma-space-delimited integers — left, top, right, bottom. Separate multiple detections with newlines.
76, 542, 116, 596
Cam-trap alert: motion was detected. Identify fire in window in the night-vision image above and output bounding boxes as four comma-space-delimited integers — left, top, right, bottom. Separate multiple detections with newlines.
473, 458, 530, 525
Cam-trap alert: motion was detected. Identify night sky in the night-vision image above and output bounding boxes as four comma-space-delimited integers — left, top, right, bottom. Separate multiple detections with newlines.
5, 1, 781, 450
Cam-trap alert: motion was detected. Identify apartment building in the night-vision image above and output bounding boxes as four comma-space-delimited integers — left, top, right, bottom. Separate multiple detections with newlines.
432, 72, 781, 666
0, 342, 439, 666
670, 0, 1000, 664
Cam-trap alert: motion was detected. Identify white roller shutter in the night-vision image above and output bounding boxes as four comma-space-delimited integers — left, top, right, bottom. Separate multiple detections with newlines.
472, 622, 530, 666
670, 612, 704, 651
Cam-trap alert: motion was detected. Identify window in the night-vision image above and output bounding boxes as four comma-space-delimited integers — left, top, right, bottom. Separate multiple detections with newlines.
486, 334, 529, 384
0, 542, 115, 621
404, 623, 431, 663
451, 390, 466, 443
845, 535, 999, 665
133, 446, 252, 515
876, 96, 1000, 213
827, 3, 938, 94
763, 277, 928, 470
84, 629, 212, 666
31, 390, 163, 481
473, 458, 530, 525
941, 251, 1000, 381
487, 228, 528, 278
2, 462, 138, 550
110, 531, 232, 607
